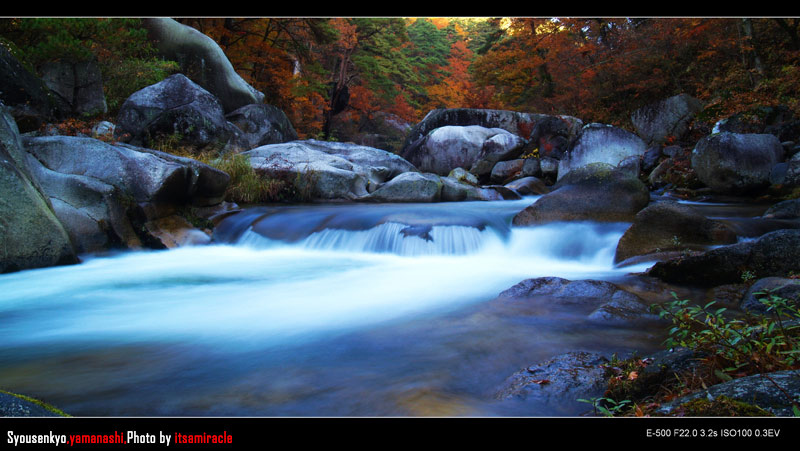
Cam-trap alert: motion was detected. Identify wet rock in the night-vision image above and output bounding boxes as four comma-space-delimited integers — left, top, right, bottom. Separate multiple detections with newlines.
504, 176, 550, 196
490, 159, 525, 184
513, 163, 649, 226
741, 277, 800, 313
648, 229, 800, 287
762, 198, 800, 220
439, 176, 500, 202
614, 201, 737, 263
655, 370, 800, 416
0, 392, 64, 417
495, 351, 609, 414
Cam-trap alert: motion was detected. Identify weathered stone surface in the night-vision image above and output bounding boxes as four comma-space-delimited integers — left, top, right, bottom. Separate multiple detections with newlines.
529, 115, 583, 160
40, 59, 107, 117
655, 370, 800, 416
469, 132, 527, 179
648, 229, 800, 287
362, 172, 442, 203
0, 46, 63, 132
225, 103, 298, 150
495, 351, 609, 414
504, 176, 550, 196
243, 140, 417, 201
115, 74, 242, 152
439, 176, 501, 202
614, 201, 737, 264
490, 159, 525, 184
762, 198, 800, 219
691, 132, 784, 194
557, 123, 647, 180
143, 18, 264, 113
631, 94, 704, 145
402, 125, 516, 176
741, 277, 800, 313
513, 163, 650, 226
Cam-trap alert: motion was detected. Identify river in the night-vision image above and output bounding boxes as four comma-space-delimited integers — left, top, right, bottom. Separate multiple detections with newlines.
0, 197, 678, 416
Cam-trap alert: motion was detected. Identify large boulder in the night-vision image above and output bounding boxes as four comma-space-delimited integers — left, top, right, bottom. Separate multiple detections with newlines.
142, 18, 264, 113
614, 201, 737, 264
469, 132, 528, 179
243, 140, 417, 201
0, 104, 77, 273
557, 123, 647, 180
648, 229, 800, 287
741, 277, 800, 313
114, 74, 242, 152
512, 163, 650, 226
0, 45, 64, 132
22, 135, 229, 252
401, 108, 545, 153
401, 125, 520, 176
529, 115, 584, 160
691, 132, 784, 194
631, 94, 704, 145
40, 59, 107, 117
224, 103, 298, 150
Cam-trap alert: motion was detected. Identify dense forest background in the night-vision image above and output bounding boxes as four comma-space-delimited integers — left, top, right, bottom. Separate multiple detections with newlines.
2, 17, 799, 140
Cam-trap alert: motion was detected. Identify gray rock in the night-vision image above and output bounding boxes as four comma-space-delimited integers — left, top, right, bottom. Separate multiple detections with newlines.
614, 201, 737, 264
513, 163, 650, 226
0, 392, 64, 417
40, 59, 107, 117
763, 198, 800, 219
557, 123, 647, 181
439, 176, 501, 202
631, 94, 704, 145
521, 157, 541, 177
691, 132, 784, 194
649, 229, 800, 287
0, 104, 77, 274
114, 74, 237, 152
447, 167, 479, 186
490, 159, 525, 184
469, 132, 527, 179
243, 140, 417, 201
655, 370, 800, 416
143, 18, 264, 113
503, 176, 549, 196
403, 125, 514, 175
0, 46, 64, 132
225, 103, 298, 150
362, 172, 442, 203
495, 351, 609, 415
741, 277, 800, 313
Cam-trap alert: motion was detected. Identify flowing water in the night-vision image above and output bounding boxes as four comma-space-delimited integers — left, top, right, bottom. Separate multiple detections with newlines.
0, 197, 676, 416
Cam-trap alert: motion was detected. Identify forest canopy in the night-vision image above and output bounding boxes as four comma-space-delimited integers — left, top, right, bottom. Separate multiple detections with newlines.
2, 17, 798, 138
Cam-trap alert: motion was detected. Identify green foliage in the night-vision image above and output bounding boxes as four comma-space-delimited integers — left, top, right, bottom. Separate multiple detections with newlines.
655, 292, 800, 380
577, 396, 632, 417
208, 153, 317, 204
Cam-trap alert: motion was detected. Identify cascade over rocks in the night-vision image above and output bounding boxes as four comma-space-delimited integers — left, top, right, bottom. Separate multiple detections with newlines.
557, 123, 648, 181
142, 18, 265, 113
114, 74, 244, 153
512, 163, 650, 226
0, 104, 77, 273
690, 132, 784, 194
631, 94, 704, 146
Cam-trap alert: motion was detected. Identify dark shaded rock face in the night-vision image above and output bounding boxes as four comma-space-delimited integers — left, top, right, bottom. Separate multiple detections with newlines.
114, 74, 239, 152
0, 104, 77, 273
741, 277, 800, 313
655, 370, 800, 416
512, 163, 650, 226
495, 351, 609, 414
225, 103, 298, 150
691, 132, 784, 194
142, 18, 264, 113
631, 93, 704, 146
0, 46, 63, 132
614, 201, 737, 264
529, 115, 582, 160
40, 59, 107, 117
648, 229, 800, 287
